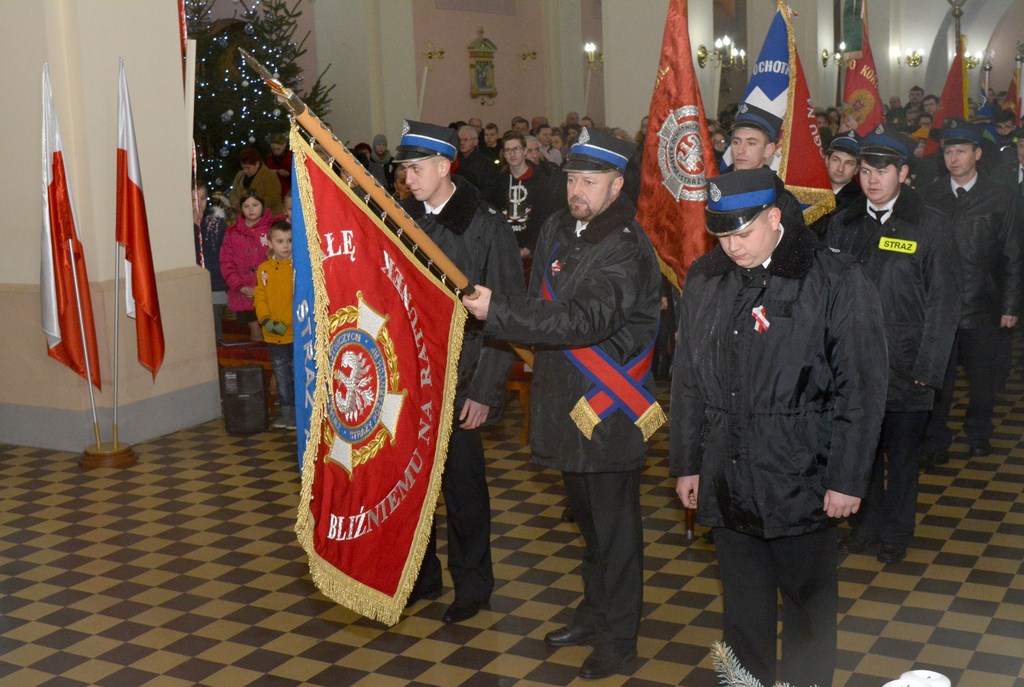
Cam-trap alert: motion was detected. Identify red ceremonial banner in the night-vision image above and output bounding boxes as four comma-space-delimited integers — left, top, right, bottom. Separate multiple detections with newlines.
924, 38, 967, 157
291, 131, 465, 626
842, 2, 884, 136
635, 0, 717, 289
776, 4, 835, 225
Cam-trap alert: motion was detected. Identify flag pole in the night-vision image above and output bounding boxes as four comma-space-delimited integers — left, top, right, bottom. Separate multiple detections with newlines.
67, 238, 102, 450
111, 240, 121, 449
240, 49, 534, 367
81, 236, 135, 469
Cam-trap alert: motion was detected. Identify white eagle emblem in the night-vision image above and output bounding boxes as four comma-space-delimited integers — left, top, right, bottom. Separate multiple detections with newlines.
709, 182, 722, 202
578, 128, 590, 145
333, 350, 375, 422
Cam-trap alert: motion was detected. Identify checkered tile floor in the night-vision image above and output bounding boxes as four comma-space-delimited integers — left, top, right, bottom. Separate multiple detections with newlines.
1, 369, 1022, 686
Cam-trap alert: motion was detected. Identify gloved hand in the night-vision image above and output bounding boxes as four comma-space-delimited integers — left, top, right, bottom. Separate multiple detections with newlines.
270, 320, 287, 335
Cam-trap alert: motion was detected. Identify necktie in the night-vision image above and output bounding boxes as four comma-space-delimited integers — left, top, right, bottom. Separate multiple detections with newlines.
869, 207, 888, 224
955, 187, 967, 199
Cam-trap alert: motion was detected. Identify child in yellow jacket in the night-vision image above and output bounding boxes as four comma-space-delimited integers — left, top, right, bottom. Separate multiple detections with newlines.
254, 220, 295, 429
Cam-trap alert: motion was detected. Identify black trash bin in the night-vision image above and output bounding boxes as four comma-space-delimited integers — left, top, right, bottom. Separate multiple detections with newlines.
220, 366, 268, 435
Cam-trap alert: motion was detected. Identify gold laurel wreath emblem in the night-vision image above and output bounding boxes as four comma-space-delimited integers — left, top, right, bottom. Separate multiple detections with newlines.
322, 305, 402, 468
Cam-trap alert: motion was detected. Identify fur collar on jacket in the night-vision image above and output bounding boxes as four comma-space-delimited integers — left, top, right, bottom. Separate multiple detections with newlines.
700, 221, 817, 280
556, 191, 638, 245
403, 179, 481, 235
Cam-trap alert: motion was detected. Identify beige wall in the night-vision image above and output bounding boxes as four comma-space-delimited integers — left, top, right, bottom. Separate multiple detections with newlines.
0, 0, 220, 450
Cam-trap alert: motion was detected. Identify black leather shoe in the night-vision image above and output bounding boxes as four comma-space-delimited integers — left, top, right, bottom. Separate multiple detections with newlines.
405, 586, 441, 607
578, 647, 637, 679
877, 544, 907, 564
920, 450, 948, 470
544, 624, 596, 647
561, 507, 575, 523
838, 533, 874, 554
442, 600, 483, 624
969, 440, 990, 457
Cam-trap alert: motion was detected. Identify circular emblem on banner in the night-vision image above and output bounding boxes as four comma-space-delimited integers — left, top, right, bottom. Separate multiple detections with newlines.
324, 293, 406, 474
656, 105, 708, 202
329, 328, 387, 443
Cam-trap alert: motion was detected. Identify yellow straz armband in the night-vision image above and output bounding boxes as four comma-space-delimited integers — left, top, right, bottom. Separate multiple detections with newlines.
878, 236, 917, 254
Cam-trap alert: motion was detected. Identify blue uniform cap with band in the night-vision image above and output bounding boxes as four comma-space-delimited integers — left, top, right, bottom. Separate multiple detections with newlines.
394, 120, 459, 162
827, 131, 861, 156
731, 103, 784, 142
563, 127, 633, 172
705, 168, 778, 236
935, 117, 984, 147
860, 123, 916, 162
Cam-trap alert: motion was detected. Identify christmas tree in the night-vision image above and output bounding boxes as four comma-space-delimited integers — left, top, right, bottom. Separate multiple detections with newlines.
186, 0, 334, 191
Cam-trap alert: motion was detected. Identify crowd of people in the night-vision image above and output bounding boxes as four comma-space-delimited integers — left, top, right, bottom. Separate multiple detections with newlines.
191, 93, 1024, 683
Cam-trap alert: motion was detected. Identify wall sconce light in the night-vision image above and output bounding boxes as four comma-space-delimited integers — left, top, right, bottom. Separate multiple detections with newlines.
697, 35, 746, 70
425, 41, 445, 70
965, 50, 984, 70
824, 41, 847, 68
898, 49, 924, 68
518, 46, 537, 71
584, 42, 603, 71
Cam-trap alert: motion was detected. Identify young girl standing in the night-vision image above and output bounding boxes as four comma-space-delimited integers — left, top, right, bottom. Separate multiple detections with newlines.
219, 190, 279, 341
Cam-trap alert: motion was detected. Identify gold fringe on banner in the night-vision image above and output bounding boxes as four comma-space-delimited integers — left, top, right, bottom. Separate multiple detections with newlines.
290, 126, 466, 626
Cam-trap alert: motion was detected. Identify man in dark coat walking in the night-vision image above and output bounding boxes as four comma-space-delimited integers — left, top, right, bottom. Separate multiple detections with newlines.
809, 131, 863, 237
394, 120, 523, 625
670, 168, 887, 687
825, 125, 960, 564
462, 128, 662, 680
920, 119, 1024, 463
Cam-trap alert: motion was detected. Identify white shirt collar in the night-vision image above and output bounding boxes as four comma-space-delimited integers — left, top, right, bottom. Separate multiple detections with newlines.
762, 225, 785, 268
950, 172, 978, 195
868, 194, 899, 220
575, 220, 588, 237
424, 181, 457, 215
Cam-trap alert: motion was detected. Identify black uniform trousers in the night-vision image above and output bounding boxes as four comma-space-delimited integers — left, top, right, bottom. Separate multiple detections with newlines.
714, 526, 838, 687
562, 467, 643, 653
925, 327, 1009, 452
414, 427, 494, 605
853, 411, 928, 548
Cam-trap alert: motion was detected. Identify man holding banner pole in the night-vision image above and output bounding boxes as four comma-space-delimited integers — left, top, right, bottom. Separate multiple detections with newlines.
463, 128, 663, 680
394, 120, 523, 625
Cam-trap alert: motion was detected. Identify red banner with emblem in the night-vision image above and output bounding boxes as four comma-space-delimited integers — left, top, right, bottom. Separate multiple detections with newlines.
635, 0, 717, 289
291, 131, 465, 626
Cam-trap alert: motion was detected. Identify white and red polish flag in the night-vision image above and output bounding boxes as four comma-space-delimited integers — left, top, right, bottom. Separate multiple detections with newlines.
117, 59, 164, 377
41, 64, 102, 389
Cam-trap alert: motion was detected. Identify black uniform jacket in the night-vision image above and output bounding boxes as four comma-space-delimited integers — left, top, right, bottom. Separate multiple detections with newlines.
484, 194, 661, 472
809, 179, 863, 238
825, 189, 960, 411
669, 224, 887, 539
921, 171, 1024, 328
401, 181, 523, 424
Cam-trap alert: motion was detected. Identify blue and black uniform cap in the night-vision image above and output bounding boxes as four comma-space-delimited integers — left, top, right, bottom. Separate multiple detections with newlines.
563, 127, 633, 172
393, 120, 459, 162
860, 123, 916, 163
730, 103, 784, 142
827, 130, 861, 157
933, 117, 984, 147
705, 167, 778, 237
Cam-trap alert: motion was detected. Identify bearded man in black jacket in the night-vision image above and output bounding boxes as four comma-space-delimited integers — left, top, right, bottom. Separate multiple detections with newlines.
462, 128, 661, 680
394, 120, 523, 625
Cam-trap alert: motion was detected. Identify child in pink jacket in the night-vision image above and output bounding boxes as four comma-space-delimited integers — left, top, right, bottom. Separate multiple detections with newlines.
219, 190, 280, 341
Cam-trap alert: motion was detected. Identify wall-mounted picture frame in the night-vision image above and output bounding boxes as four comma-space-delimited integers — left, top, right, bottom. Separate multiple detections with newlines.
468, 29, 498, 99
